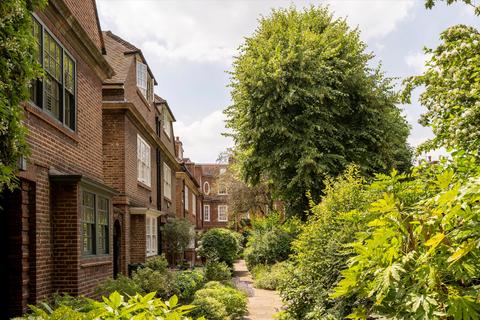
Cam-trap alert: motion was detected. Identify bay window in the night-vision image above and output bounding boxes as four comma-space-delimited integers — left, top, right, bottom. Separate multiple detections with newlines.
146, 215, 158, 256
81, 191, 110, 255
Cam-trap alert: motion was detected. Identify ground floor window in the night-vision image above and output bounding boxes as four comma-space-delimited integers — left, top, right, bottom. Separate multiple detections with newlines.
218, 205, 228, 222
146, 215, 158, 256
81, 191, 110, 255
204, 204, 210, 222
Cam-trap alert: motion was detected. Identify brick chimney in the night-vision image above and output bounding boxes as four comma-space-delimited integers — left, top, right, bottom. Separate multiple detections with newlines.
175, 136, 184, 160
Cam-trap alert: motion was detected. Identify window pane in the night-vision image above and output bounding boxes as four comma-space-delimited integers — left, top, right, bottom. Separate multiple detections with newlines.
44, 75, 61, 120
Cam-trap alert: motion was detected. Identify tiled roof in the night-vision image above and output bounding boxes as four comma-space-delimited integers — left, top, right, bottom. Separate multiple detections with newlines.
102, 31, 133, 84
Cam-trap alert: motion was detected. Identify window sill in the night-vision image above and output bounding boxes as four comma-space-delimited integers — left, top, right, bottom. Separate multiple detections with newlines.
80, 258, 111, 268
137, 181, 152, 191
24, 102, 79, 142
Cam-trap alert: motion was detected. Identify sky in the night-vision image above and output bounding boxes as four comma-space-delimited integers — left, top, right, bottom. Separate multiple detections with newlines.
97, 0, 480, 163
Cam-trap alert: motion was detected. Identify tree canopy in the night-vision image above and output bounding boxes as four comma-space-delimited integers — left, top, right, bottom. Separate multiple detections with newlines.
403, 24, 480, 156
225, 6, 412, 217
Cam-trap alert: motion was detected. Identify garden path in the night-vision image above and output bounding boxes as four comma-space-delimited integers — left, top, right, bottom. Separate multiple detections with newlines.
233, 260, 283, 320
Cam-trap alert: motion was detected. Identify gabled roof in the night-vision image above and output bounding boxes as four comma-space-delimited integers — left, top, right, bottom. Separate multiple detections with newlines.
154, 94, 176, 121
102, 31, 157, 85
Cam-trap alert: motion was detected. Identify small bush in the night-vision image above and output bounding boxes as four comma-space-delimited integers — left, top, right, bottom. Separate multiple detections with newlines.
96, 274, 143, 297
132, 267, 175, 299
190, 296, 228, 320
144, 254, 169, 273
204, 260, 231, 282
192, 281, 247, 319
252, 262, 290, 290
197, 228, 240, 266
244, 227, 293, 269
174, 270, 205, 301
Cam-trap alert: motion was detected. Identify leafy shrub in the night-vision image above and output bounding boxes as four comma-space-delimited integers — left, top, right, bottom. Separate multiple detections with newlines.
22, 291, 201, 319
192, 281, 247, 319
132, 267, 175, 299
96, 274, 143, 297
278, 166, 374, 319
331, 160, 480, 319
190, 296, 228, 320
174, 270, 205, 301
163, 218, 194, 265
244, 213, 300, 270
204, 260, 231, 282
197, 228, 240, 266
252, 262, 290, 290
144, 254, 169, 273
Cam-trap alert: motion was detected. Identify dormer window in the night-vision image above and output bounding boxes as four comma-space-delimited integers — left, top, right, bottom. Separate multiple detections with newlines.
136, 61, 147, 97
163, 111, 172, 139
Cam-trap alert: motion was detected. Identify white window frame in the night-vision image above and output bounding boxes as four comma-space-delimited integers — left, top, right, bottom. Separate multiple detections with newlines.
137, 134, 151, 186
163, 163, 172, 200
218, 205, 228, 222
203, 181, 210, 195
184, 185, 189, 211
136, 61, 148, 97
163, 111, 172, 139
218, 183, 228, 195
203, 205, 210, 222
192, 194, 196, 216
146, 215, 158, 257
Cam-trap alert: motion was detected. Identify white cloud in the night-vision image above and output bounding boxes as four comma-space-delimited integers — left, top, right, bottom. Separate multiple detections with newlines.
97, 0, 415, 65
405, 51, 429, 73
173, 109, 233, 163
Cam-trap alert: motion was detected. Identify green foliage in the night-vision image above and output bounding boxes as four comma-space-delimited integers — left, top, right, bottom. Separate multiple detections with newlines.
330, 159, 480, 319
197, 228, 240, 266
131, 267, 176, 300
204, 260, 232, 282
278, 166, 374, 319
424, 0, 480, 15
0, 0, 46, 191
225, 6, 412, 217
22, 291, 202, 319
244, 213, 299, 269
251, 262, 290, 290
163, 218, 194, 265
96, 274, 143, 297
173, 270, 205, 302
402, 25, 480, 155
192, 282, 247, 320
144, 254, 169, 273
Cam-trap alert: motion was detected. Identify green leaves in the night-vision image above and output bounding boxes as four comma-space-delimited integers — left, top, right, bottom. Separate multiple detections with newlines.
226, 6, 411, 218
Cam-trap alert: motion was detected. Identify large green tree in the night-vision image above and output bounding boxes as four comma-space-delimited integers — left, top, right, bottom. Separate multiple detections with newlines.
225, 6, 412, 217
0, 0, 45, 191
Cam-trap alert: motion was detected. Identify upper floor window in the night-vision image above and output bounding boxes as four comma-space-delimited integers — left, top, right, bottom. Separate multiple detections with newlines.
146, 215, 158, 256
136, 60, 154, 102
184, 185, 189, 211
218, 183, 227, 195
203, 181, 210, 195
30, 16, 76, 130
203, 205, 210, 222
218, 205, 228, 222
137, 134, 151, 186
163, 111, 172, 139
163, 163, 172, 200
81, 191, 110, 255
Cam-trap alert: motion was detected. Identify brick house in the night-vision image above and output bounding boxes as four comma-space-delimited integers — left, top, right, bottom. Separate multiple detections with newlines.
193, 164, 230, 229
174, 138, 202, 265
101, 32, 179, 274
0, 0, 116, 317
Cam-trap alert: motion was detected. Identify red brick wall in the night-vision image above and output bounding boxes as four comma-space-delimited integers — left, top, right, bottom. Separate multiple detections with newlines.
130, 214, 146, 264
62, 0, 103, 51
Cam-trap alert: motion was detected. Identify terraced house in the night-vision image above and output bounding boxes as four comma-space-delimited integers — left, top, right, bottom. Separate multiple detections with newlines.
0, 0, 115, 317
101, 31, 180, 275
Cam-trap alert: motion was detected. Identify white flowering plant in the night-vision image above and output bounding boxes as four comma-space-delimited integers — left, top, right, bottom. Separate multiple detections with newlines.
402, 24, 480, 155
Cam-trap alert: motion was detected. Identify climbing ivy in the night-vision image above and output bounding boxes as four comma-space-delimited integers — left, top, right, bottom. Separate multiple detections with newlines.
0, 0, 45, 191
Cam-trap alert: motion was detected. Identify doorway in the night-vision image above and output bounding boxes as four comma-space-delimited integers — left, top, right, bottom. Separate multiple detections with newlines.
113, 219, 121, 278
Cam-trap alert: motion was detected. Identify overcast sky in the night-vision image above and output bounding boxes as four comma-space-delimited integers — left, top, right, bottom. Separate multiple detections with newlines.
97, 0, 479, 163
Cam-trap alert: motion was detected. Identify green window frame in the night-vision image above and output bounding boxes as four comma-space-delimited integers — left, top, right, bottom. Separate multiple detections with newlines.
30, 15, 77, 131
81, 191, 110, 255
